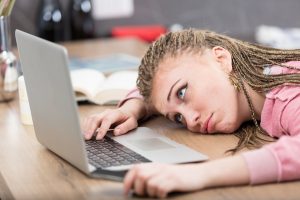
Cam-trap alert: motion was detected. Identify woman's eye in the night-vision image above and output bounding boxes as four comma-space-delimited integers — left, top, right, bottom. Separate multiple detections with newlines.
177, 84, 187, 100
174, 113, 183, 124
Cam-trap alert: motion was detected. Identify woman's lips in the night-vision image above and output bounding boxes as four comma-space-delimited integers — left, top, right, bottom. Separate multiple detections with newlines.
207, 113, 213, 133
202, 113, 213, 133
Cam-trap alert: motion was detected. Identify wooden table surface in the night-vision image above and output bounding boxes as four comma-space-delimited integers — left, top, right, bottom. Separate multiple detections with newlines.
1, 37, 300, 200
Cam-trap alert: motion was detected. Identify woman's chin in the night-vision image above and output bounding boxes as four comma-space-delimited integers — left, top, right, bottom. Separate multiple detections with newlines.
217, 122, 239, 133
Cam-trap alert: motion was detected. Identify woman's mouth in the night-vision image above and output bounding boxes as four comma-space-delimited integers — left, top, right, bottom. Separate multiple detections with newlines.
202, 113, 213, 133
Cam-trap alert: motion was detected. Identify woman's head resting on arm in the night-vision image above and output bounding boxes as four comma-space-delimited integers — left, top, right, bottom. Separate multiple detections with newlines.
137, 29, 300, 151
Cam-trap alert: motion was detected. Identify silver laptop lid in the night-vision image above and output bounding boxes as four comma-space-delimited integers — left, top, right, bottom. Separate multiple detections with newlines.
15, 30, 90, 174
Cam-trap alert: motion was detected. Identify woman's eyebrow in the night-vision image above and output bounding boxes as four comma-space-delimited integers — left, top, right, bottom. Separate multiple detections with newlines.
167, 79, 181, 102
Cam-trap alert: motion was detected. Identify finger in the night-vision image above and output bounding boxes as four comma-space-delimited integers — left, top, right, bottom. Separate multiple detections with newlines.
83, 116, 92, 135
96, 112, 127, 140
151, 175, 171, 198
84, 114, 104, 140
146, 178, 158, 197
96, 118, 111, 140
133, 173, 147, 196
114, 117, 138, 136
146, 173, 160, 197
123, 167, 137, 195
132, 164, 162, 197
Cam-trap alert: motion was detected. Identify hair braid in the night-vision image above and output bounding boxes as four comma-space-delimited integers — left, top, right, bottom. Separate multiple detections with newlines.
137, 29, 300, 153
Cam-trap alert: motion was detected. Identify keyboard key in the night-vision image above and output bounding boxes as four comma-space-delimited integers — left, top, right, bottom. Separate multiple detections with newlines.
86, 136, 150, 169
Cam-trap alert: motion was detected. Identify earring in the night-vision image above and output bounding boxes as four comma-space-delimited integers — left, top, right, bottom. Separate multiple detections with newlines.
228, 73, 240, 91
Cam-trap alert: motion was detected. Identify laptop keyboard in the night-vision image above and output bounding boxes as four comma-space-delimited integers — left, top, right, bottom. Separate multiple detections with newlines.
86, 136, 150, 169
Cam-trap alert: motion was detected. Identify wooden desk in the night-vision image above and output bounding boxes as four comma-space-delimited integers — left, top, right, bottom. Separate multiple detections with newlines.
1, 38, 300, 200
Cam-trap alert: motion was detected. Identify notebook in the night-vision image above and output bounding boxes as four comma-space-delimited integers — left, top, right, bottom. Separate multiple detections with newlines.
15, 30, 208, 181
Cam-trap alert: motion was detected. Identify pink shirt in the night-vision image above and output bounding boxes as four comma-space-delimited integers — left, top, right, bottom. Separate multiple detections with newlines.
119, 61, 300, 185
243, 61, 300, 184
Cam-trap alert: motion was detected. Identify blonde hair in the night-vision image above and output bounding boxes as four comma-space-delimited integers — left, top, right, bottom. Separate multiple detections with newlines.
137, 29, 300, 153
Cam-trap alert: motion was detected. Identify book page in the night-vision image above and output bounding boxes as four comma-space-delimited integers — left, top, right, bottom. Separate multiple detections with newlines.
92, 70, 138, 104
70, 69, 105, 100
101, 70, 138, 91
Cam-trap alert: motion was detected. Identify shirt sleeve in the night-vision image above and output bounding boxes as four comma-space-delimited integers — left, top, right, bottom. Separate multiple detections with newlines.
242, 91, 300, 184
117, 87, 144, 107
117, 87, 153, 121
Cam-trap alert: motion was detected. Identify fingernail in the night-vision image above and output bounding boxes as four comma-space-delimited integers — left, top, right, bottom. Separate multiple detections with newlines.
96, 134, 101, 140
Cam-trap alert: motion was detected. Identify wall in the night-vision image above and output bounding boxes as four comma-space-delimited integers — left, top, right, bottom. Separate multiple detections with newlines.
10, 0, 300, 45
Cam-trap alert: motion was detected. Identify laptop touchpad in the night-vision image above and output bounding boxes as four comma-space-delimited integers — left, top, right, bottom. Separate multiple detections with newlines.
128, 138, 175, 151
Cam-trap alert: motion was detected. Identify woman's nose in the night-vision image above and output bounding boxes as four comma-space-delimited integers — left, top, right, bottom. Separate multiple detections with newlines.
182, 108, 200, 130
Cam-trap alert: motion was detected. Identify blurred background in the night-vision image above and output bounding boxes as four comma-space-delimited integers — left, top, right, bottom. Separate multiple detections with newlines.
9, 0, 300, 45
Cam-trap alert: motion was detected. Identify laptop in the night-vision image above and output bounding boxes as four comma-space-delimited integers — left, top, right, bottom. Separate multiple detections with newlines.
15, 30, 208, 181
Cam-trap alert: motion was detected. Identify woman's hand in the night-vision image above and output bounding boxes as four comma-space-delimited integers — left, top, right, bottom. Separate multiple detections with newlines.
123, 156, 249, 198
83, 98, 149, 140
83, 108, 137, 140
123, 163, 207, 198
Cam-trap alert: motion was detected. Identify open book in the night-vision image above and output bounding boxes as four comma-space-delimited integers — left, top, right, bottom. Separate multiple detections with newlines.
70, 69, 137, 105
69, 54, 141, 74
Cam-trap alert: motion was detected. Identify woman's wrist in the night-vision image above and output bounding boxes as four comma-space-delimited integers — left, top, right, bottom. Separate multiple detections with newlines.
196, 155, 250, 189
119, 98, 148, 120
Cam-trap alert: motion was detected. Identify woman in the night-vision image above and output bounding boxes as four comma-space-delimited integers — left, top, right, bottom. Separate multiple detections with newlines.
83, 29, 300, 198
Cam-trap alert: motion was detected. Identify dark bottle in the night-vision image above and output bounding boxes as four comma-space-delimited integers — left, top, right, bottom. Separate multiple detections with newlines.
36, 0, 64, 42
69, 0, 95, 40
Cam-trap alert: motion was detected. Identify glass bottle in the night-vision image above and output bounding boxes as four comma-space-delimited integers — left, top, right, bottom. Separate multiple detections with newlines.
0, 15, 18, 102
36, 0, 64, 42
69, 0, 95, 40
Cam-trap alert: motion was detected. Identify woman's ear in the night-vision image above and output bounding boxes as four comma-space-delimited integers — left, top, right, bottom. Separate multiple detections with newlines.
212, 46, 233, 73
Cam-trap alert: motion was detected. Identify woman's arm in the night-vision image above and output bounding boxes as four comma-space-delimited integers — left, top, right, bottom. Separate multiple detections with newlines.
118, 87, 156, 120
123, 86, 300, 197
123, 155, 249, 198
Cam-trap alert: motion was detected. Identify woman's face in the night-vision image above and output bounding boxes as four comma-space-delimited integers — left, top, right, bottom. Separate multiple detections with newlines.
151, 47, 248, 134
